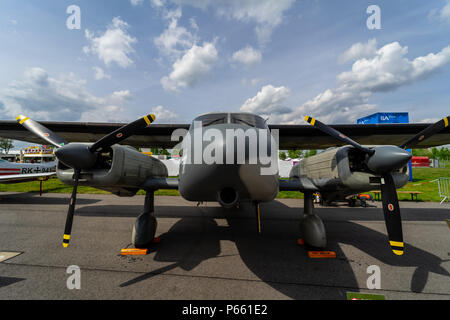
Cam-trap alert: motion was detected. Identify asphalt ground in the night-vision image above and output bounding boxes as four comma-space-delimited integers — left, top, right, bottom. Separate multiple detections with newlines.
0, 192, 449, 300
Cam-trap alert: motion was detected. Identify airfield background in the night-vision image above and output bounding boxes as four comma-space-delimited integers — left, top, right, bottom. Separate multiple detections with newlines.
357, 112, 413, 181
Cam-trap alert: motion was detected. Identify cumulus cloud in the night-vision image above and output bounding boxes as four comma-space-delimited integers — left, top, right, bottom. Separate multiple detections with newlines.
151, 0, 165, 7
429, 1, 450, 24
84, 17, 137, 68
240, 85, 291, 115
151, 105, 179, 122
0, 67, 132, 122
169, 0, 295, 44
231, 46, 262, 66
276, 42, 450, 124
338, 38, 378, 64
241, 42, 450, 124
161, 42, 219, 92
154, 8, 198, 58
93, 66, 111, 80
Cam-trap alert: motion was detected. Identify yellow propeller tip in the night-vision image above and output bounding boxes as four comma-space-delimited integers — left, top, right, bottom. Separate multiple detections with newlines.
392, 250, 404, 256
150, 114, 156, 121
304, 116, 310, 122
63, 243, 69, 248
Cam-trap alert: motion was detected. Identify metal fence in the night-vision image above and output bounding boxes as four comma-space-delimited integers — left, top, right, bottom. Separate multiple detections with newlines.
438, 177, 450, 204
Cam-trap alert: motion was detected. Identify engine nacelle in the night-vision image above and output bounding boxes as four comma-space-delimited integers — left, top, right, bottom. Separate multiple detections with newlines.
57, 144, 168, 196
289, 146, 409, 200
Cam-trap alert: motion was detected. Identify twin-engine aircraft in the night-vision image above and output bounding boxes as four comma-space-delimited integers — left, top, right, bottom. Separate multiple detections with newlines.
1, 113, 449, 256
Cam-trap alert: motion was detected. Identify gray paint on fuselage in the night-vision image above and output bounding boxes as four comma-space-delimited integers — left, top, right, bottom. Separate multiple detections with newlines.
178, 116, 279, 203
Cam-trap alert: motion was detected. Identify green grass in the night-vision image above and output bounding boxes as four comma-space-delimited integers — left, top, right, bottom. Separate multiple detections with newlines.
380, 167, 449, 202
0, 167, 448, 202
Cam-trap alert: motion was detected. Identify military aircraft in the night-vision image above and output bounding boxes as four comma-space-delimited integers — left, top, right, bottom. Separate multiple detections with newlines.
0, 157, 56, 184
0, 113, 449, 256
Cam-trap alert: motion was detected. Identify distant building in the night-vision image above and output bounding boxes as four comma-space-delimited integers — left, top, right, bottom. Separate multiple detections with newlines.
357, 112, 409, 124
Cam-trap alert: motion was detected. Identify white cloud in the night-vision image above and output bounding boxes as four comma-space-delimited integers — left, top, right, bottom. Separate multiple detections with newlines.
161, 42, 219, 91
231, 46, 262, 66
151, 0, 165, 7
430, 1, 450, 24
111, 90, 133, 101
154, 8, 197, 58
189, 17, 199, 31
151, 105, 179, 122
0, 67, 132, 122
169, 0, 295, 44
440, 1, 450, 23
419, 118, 440, 124
84, 17, 137, 68
240, 85, 291, 115
338, 38, 377, 64
93, 66, 111, 80
130, 0, 144, 6
275, 42, 450, 124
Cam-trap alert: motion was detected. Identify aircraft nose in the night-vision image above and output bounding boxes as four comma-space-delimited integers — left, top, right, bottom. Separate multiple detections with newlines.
366, 146, 412, 173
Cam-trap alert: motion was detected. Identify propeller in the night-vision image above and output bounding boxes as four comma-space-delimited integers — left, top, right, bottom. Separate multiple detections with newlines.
399, 116, 449, 149
304, 116, 374, 155
17, 114, 156, 247
16, 115, 68, 148
304, 115, 449, 255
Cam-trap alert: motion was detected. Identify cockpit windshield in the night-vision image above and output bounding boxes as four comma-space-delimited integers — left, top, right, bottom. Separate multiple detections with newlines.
193, 114, 227, 127
192, 113, 267, 129
231, 114, 267, 129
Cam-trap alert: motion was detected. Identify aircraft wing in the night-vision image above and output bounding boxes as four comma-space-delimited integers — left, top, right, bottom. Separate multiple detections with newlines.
1, 120, 449, 149
142, 177, 179, 190
0, 172, 55, 183
279, 177, 318, 192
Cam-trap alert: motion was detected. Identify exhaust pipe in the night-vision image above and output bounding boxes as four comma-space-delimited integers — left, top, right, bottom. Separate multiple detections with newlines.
217, 187, 239, 208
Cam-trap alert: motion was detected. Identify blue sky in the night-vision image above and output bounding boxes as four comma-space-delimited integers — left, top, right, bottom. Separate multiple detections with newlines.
1, 0, 449, 132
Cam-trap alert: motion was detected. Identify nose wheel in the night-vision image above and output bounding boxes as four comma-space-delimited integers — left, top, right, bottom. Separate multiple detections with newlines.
299, 191, 327, 248
132, 191, 158, 248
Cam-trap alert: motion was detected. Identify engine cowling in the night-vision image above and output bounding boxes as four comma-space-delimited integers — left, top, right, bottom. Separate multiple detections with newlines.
288, 146, 409, 200
57, 144, 168, 196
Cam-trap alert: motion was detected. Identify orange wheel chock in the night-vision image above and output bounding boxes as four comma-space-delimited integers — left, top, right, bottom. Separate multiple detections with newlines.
120, 248, 148, 256
307, 251, 336, 258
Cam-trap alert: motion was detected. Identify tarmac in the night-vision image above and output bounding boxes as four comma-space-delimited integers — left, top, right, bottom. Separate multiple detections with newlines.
0, 192, 449, 300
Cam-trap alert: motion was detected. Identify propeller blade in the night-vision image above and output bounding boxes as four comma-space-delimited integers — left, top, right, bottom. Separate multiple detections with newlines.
399, 116, 449, 149
62, 169, 80, 248
380, 173, 404, 256
304, 116, 375, 155
16, 115, 68, 148
89, 114, 155, 153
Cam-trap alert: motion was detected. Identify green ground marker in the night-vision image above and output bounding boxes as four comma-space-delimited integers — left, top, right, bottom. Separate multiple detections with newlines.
347, 292, 386, 300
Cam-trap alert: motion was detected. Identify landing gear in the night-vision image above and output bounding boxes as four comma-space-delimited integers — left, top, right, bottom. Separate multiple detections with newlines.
132, 190, 158, 248
299, 191, 327, 248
